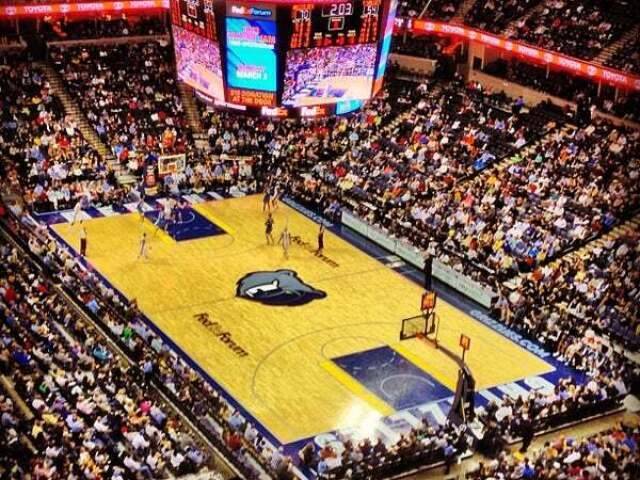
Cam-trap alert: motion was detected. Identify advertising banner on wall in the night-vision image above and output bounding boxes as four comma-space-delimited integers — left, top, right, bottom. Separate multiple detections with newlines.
341, 210, 497, 307
410, 19, 640, 91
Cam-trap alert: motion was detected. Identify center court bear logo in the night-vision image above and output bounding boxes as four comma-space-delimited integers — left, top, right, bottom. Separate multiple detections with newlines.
236, 270, 326, 306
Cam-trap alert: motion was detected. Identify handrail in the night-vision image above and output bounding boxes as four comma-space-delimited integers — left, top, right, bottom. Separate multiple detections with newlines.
47, 33, 169, 47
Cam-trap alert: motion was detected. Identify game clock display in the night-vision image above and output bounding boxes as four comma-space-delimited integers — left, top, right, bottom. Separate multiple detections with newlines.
170, 0, 397, 115
170, 0, 218, 40
290, 0, 381, 48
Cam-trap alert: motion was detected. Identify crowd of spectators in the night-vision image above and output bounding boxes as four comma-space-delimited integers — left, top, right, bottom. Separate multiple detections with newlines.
602, 91, 640, 124
511, 0, 629, 60
468, 118, 639, 277
483, 58, 600, 104
465, 0, 542, 34
42, 16, 168, 41
286, 79, 573, 282
470, 423, 640, 479
2, 31, 640, 478
150, 78, 418, 202
606, 33, 640, 75
478, 367, 631, 454
481, 57, 640, 123
0, 389, 32, 477
300, 420, 468, 478
0, 233, 212, 478
51, 41, 189, 173
500, 230, 640, 352
190, 76, 421, 192
1, 198, 305, 478
398, 0, 460, 20
391, 34, 451, 59
0, 57, 123, 213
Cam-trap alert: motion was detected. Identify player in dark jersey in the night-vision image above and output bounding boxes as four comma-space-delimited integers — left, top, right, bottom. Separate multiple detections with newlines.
263, 190, 271, 212
137, 232, 149, 260
265, 213, 274, 245
153, 203, 165, 236
173, 199, 184, 224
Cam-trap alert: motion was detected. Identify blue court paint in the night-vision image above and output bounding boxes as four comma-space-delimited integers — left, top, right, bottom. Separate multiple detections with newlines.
31, 211, 67, 225
144, 207, 226, 241
84, 206, 104, 218
333, 346, 453, 410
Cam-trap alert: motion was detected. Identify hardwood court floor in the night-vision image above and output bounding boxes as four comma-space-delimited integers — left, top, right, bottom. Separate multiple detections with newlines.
53, 196, 553, 443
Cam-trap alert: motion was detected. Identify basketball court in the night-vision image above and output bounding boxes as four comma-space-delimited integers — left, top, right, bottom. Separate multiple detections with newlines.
284, 76, 374, 107
52, 195, 555, 445
179, 63, 225, 101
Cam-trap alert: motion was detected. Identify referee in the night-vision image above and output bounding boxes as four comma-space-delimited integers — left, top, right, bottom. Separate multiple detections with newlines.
79, 222, 87, 257
316, 224, 325, 255
423, 252, 433, 291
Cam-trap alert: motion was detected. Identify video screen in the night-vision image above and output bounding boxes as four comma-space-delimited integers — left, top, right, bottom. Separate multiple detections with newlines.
282, 44, 376, 107
373, 0, 397, 95
225, 17, 277, 92
174, 25, 225, 101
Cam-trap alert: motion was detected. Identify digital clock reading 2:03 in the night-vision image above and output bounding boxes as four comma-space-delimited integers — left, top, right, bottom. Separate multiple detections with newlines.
290, 0, 381, 48
322, 2, 355, 17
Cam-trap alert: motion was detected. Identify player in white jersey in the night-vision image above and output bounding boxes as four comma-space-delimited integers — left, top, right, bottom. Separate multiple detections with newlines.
163, 201, 173, 232
70, 196, 86, 225
271, 184, 280, 211
278, 226, 291, 259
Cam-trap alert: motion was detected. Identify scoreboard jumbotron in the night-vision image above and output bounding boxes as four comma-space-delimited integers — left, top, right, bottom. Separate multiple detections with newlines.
169, 0, 397, 116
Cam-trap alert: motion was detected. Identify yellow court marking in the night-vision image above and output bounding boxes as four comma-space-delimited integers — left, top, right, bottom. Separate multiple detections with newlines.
319, 360, 395, 417
53, 195, 554, 443
141, 217, 174, 245
392, 341, 457, 391
193, 202, 236, 236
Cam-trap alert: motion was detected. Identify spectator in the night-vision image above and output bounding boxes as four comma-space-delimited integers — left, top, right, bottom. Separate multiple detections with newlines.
512, 0, 630, 60
469, 424, 640, 479
465, 0, 542, 34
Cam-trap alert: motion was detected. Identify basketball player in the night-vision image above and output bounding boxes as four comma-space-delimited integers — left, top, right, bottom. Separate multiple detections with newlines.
271, 183, 280, 211
262, 190, 271, 212
153, 204, 165, 236
79, 222, 87, 257
137, 232, 149, 260
316, 224, 325, 255
175, 199, 186, 224
162, 200, 174, 234
136, 198, 146, 223
70, 197, 85, 226
278, 226, 291, 259
265, 213, 274, 245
